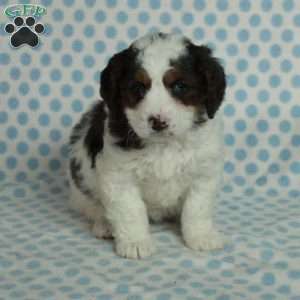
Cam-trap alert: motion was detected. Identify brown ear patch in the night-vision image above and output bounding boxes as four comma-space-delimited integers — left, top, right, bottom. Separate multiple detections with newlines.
185, 43, 226, 119
163, 68, 182, 86
166, 43, 226, 119
121, 68, 151, 108
99, 46, 144, 150
134, 69, 151, 89
163, 68, 202, 107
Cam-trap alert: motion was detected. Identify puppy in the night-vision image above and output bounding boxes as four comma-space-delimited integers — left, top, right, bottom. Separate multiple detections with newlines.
68, 32, 226, 259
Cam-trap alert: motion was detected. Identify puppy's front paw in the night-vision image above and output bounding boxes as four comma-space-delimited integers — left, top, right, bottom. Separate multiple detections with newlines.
116, 237, 156, 259
184, 228, 225, 251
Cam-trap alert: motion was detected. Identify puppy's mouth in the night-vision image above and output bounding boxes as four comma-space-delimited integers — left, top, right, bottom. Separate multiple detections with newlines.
150, 129, 175, 138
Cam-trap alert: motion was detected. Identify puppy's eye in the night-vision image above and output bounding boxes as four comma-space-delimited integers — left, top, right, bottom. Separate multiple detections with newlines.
171, 80, 189, 96
129, 81, 146, 98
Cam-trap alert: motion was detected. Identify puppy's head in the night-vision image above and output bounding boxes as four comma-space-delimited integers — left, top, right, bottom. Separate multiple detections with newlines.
100, 32, 226, 146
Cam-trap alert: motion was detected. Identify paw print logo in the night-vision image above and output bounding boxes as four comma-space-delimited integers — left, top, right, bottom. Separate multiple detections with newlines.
4, 16, 45, 48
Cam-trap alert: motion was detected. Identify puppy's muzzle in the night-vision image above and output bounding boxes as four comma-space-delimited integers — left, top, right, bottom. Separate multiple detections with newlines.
148, 115, 169, 132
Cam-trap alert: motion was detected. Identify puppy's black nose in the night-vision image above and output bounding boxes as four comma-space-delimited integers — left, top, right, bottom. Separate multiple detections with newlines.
149, 115, 169, 132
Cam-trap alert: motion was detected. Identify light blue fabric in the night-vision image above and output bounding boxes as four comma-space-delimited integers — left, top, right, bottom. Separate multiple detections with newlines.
1, 0, 300, 299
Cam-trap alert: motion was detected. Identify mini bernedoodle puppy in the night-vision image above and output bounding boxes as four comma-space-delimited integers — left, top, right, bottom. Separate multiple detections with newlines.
68, 32, 226, 259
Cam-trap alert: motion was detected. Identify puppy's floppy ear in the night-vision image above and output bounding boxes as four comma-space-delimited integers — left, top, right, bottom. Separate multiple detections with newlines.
99, 46, 143, 149
100, 47, 136, 110
188, 44, 226, 119
100, 49, 125, 109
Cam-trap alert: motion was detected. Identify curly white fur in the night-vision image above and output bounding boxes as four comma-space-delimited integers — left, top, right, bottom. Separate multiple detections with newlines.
68, 33, 225, 259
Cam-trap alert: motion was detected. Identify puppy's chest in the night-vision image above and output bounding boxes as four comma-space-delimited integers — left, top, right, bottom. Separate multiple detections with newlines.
141, 173, 188, 208
134, 144, 198, 205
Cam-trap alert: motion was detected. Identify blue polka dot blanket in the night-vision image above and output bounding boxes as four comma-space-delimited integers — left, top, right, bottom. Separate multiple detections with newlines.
1, 0, 300, 299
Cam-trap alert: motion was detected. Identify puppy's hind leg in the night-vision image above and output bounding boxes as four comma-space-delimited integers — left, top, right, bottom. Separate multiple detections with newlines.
69, 181, 113, 239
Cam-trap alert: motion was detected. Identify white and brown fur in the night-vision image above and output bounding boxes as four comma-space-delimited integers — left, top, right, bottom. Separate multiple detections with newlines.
68, 32, 227, 259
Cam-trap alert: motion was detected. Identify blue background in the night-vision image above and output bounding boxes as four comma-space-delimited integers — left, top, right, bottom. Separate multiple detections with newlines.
0, 0, 300, 299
